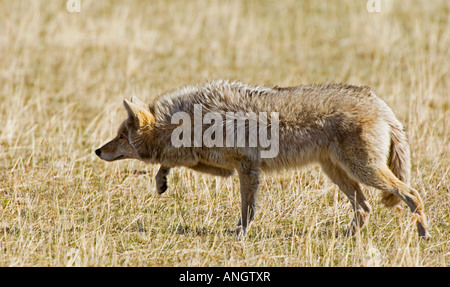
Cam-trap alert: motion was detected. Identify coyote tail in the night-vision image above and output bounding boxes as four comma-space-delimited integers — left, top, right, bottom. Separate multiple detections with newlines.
381, 119, 412, 208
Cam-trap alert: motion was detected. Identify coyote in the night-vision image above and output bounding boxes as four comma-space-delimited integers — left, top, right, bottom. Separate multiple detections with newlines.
95, 80, 430, 239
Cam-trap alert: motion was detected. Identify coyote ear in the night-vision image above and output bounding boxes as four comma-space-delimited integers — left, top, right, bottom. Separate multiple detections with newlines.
130, 96, 148, 108
123, 99, 155, 127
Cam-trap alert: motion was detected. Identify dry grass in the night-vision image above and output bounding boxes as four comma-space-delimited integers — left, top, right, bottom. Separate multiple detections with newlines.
0, 0, 448, 266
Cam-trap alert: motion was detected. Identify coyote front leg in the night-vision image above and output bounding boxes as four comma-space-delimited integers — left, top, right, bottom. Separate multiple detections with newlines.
155, 166, 170, 194
236, 160, 260, 236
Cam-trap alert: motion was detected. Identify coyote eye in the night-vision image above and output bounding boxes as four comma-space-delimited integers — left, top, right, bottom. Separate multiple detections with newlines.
118, 134, 126, 140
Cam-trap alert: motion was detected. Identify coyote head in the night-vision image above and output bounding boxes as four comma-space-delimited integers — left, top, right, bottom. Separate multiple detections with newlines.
95, 96, 155, 162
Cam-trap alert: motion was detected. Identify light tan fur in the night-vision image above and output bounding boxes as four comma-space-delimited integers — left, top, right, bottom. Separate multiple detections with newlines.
95, 80, 430, 239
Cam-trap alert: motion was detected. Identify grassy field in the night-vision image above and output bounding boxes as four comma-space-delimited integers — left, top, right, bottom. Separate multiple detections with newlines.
0, 0, 448, 266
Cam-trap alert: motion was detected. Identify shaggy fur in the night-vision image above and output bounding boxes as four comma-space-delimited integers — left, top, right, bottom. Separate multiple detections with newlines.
95, 80, 430, 239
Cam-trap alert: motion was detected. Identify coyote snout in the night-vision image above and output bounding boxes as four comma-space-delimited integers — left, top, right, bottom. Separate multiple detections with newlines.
95, 121, 137, 162
95, 80, 431, 239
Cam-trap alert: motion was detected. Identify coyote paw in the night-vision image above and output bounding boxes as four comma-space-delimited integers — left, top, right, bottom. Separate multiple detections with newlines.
419, 231, 431, 240
418, 224, 431, 240
343, 225, 359, 237
155, 167, 170, 195
235, 226, 243, 238
157, 180, 168, 194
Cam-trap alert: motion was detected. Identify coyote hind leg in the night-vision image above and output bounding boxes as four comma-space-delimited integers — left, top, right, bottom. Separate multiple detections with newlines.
320, 158, 372, 236
365, 167, 431, 239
